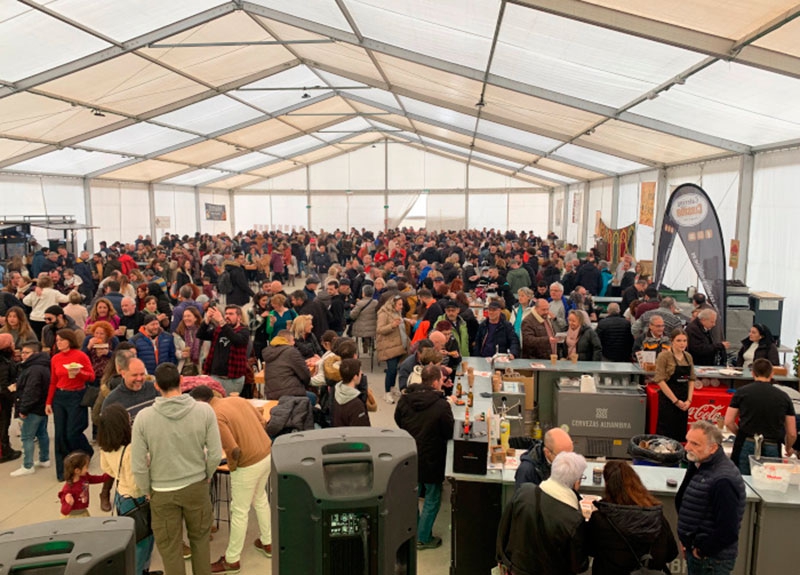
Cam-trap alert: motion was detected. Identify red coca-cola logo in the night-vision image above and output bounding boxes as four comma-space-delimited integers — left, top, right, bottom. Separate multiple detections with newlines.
688, 403, 726, 422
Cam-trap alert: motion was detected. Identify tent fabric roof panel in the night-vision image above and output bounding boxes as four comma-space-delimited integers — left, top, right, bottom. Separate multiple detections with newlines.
577, 0, 797, 40
280, 97, 356, 131
753, 17, 800, 57
140, 11, 297, 87
256, 18, 385, 83
37, 53, 208, 116
476, 118, 563, 155
0, 138, 47, 164
162, 168, 230, 186
250, 160, 300, 178
492, 4, 706, 108
217, 118, 299, 148
7, 148, 128, 175
154, 95, 264, 135
81, 122, 197, 156
291, 146, 346, 165
247, 0, 354, 32
535, 157, 606, 180
0, 3, 110, 83
232, 65, 333, 113
555, 143, 649, 173
207, 173, 265, 189
210, 151, 277, 172
343, 0, 500, 71
261, 134, 322, 158
0, 92, 126, 142
398, 96, 478, 133
99, 159, 192, 182
158, 139, 241, 165
631, 61, 800, 146
37, 0, 226, 42
472, 139, 538, 165
578, 120, 727, 164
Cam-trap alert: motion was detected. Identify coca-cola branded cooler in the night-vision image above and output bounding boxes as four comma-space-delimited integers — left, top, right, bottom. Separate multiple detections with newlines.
646, 384, 733, 435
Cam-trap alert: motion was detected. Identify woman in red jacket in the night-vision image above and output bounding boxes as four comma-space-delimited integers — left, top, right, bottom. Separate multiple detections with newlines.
46, 329, 95, 482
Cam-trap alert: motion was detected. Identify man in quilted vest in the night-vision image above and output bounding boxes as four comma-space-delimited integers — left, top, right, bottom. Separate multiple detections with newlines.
676, 420, 745, 575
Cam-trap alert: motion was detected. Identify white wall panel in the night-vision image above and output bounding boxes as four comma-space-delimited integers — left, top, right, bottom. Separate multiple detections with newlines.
424, 153, 465, 189
154, 186, 197, 237
269, 195, 307, 231
310, 195, 344, 232
566, 185, 581, 245
468, 193, 507, 231
388, 145, 425, 190
310, 154, 349, 190
468, 165, 509, 188
198, 189, 231, 236
348, 194, 385, 232
233, 193, 271, 232
552, 189, 566, 239
428, 193, 466, 232
91, 182, 150, 244
588, 178, 614, 236
348, 144, 386, 190
508, 192, 549, 236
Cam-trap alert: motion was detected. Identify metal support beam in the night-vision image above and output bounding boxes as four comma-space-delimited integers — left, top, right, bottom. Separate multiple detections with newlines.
384, 138, 389, 232
561, 188, 569, 239
306, 167, 312, 231
734, 155, 754, 283
610, 177, 620, 229
148, 183, 157, 241
547, 189, 554, 236
580, 181, 591, 249
652, 168, 668, 269
83, 178, 94, 253
228, 189, 237, 236
464, 160, 470, 228
194, 187, 202, 235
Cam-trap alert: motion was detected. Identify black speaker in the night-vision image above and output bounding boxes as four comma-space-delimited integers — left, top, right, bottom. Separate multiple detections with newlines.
0, 517, 136, 575
270, 428, 418, 575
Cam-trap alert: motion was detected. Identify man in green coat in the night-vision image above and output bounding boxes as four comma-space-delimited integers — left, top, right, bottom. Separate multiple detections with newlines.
436, 301, 469, 357
506, 258, 532, 305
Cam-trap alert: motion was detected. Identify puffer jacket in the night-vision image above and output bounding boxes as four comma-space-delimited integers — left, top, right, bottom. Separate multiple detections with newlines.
16, 352, 50, 417
262, 336, 310, 400
266, 395, 314, 437
349, 297, 379, 338
588, 501, 678, 575
375, 302, 408, 361
131, 328, 176, 375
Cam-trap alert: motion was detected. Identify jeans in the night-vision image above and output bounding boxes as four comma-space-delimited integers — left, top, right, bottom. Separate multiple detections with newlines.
417, 482, 442, 544
52, 388, 93, 481
385, 357, 400, 393
226, 455, 272, 563
687, 554, 736, 575
213, 376, 245, 396
20, 413, 50, 469
151, 480, 213, 575
737, 440, 781, 475
115, 492, 155, 575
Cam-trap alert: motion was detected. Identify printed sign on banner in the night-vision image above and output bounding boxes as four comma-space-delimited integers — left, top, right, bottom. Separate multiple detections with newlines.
730, 239, 740, 269
204, 203, 227, 221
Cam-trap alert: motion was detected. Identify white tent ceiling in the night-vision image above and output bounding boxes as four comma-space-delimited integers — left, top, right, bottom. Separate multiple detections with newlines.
1, 0, 799, 190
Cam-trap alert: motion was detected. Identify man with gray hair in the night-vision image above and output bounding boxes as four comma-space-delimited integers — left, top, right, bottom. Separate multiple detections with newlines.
596, 302, 634, 362
117, 296, 143, 342
632, 296, 684, 338
686, 308, 730, 366
171, 284, 204, 332
677, 420, 745, 575
497, 451, 589, 575
548, 281, 572, 331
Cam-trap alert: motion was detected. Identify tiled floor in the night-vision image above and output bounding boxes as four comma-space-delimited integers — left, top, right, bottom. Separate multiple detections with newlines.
0, 362, 452, 574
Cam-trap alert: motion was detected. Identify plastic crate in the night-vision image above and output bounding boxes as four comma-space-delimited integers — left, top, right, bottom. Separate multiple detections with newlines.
749, 456, 799, 493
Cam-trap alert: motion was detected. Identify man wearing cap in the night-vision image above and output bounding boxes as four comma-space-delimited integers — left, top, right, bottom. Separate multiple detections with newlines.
303, 276, 319, 302
473, 301, 519, 358
131, 314, 177, 375
41, 305, 85, 356
436, 301, 470, 357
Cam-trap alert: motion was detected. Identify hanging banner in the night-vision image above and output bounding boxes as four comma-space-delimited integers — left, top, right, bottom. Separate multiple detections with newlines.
639, 181, 655, 227
571, 192, 582, 224
654, 183, 726, 331
596, 218, 636, 266
204, 203, 227, 221
729, 239, 740, 269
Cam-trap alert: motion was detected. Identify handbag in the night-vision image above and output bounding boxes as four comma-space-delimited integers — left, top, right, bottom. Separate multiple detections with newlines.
605, 514, 663, 575
365, 388, 378, 412
80, 385, 100, 408
114, 446, 153, 543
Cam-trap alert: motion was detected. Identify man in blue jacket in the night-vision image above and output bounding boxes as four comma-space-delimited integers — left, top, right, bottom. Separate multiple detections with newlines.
131, 314, 177, 375
677, 420, 745, 575
472, 301, 520, 358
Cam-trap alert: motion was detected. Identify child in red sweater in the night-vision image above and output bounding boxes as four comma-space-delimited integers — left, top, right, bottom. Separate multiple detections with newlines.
58, 451, 111, 518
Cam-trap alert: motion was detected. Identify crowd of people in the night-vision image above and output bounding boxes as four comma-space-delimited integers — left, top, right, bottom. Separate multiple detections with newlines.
0, 225, 796, 575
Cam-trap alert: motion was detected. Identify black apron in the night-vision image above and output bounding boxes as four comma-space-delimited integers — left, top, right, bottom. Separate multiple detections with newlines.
657, 355, 691, 442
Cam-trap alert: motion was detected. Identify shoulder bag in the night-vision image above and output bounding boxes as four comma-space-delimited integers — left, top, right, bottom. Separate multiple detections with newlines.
113, 445, 153, 542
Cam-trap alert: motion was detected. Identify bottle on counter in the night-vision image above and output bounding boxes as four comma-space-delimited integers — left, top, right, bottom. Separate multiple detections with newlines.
467, 389, 474, 408
499, 417, 511, 451
456, 380, 463, 398
463, 406, 471, 438
533, 421, 542, 440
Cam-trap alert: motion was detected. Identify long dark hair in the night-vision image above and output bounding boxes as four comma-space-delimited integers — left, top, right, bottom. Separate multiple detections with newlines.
602, 461, 660, 507
97, 404, 132, 452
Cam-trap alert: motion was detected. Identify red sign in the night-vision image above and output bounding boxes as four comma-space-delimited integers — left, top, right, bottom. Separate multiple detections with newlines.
646, 384, 733, 435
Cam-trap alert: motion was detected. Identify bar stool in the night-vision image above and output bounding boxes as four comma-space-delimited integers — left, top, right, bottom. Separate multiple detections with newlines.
211, 464, 231, 529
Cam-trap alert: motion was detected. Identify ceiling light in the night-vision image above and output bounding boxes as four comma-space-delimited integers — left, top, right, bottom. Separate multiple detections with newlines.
301, 88, 311, 99
475, 98, 486, 108
91, 108, 105, 117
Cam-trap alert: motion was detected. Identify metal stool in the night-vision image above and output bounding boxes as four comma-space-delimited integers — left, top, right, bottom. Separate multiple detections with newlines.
211, 464, 231, 529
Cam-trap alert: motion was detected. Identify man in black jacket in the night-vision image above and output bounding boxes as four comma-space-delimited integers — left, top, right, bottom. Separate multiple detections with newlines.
290, 290, 329, 341
497, 451, 589, 575
225, 251, 254, 307
513, 428, 573, 490
0, 333, 19, 463
595, 303, 635, 362
325, 280, 346, 335
687, 309, 730, 366
10, 342, 51, 474
473, 301, 520, 358
332, 359, 369, 428
394, 364, 454, 550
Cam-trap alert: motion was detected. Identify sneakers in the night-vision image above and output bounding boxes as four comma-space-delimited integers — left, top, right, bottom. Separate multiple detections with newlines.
183, 544, 192, 559
417, 536, 443, 550
0, 449, 22, 463
10, 466, 35, 477
35, 460, 51, 468
383, 393, 395, 404
210, 556, 240, 574
254, 538, 272, 558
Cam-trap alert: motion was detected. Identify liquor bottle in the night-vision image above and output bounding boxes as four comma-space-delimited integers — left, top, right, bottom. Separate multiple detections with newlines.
456, 380, 463, 398
463, 406, 471, 437
499, 417, 510, 451
467, 389, 474, 408
533, 421, 542, 440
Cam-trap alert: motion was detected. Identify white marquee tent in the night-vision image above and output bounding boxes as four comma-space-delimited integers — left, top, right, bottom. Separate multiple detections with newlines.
1, 0, 800, 347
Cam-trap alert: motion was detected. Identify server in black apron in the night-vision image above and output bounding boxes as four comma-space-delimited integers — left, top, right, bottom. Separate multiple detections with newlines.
654, 329, 695, 442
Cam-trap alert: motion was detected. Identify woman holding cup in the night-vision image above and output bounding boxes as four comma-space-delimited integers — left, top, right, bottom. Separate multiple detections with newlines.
46, 329, 95, 482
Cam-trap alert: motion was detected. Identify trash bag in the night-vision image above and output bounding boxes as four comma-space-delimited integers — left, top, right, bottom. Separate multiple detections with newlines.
628, 434, 685, 466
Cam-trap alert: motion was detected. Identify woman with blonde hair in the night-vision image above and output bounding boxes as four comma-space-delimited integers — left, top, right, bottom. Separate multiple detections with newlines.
266, 293, 296, 341
23, 276, 72, 338
85, 298, 120, 331
293, 314, 323, 360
